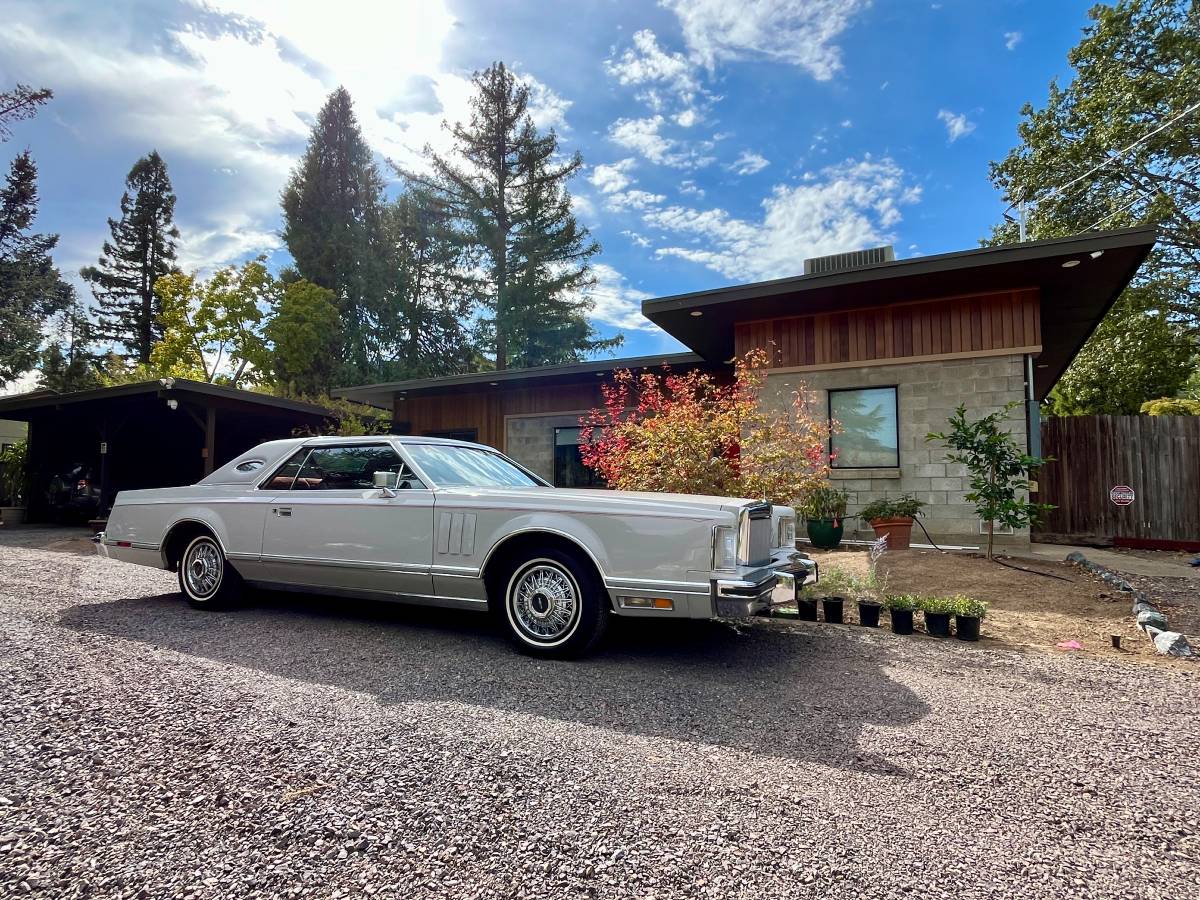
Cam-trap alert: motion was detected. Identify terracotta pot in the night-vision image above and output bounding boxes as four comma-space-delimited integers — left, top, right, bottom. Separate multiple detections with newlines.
869, 516, 915, 551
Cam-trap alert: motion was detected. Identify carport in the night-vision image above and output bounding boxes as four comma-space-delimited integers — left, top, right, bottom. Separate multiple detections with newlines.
0, 378, 331, 523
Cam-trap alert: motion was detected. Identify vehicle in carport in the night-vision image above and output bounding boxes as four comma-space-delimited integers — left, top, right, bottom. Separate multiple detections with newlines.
46, 463, 102, 523
96, 436, 816, 657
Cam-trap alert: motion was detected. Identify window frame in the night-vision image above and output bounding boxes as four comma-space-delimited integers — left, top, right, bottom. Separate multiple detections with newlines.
827, 385, 901, 470
552, 426, 605, 489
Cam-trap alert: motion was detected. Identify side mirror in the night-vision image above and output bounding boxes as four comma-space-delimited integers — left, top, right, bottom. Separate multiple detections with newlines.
373, 471, 400, 490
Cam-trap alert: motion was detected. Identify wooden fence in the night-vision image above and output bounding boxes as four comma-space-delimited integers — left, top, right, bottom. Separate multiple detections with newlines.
1034, 415, 1200, 547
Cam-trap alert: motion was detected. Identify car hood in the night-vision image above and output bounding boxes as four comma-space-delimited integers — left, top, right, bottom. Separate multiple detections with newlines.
438, 485, 763, 518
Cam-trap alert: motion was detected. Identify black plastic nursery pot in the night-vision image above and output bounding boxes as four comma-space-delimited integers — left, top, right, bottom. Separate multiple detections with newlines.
822, 596, 845, 624
806, 518, 844, 550
924, 612, 951, 637
857, 601, 881, 628
889, 608, 914, 635
796, 597, 819, 621
955, 615, 981, 641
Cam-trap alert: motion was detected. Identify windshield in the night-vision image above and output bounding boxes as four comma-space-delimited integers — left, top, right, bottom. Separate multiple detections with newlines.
405, 444, 545, 488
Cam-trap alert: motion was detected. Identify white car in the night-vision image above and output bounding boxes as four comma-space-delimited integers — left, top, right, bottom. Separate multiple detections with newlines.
96, 436, 816, 657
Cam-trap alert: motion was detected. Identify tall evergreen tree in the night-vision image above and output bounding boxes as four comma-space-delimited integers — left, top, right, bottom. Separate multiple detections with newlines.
81, 151, 180, 363
377, 188, 479, 379
0, 84, 53, 142
409, 62, 620, 370
281, 87, 386, 384
38, 294, 99, 394
0, 150, 72, 383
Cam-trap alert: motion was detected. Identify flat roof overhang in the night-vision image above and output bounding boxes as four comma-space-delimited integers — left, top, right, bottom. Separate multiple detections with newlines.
334, 352, 706, 407
0, 378, 333, 421
641, 227, 1157, 399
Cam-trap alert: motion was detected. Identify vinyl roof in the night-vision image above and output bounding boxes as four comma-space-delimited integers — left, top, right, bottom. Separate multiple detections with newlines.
642, 227, 1157, 398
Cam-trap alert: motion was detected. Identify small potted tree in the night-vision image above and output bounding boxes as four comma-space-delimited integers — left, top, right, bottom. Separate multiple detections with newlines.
0, 441, 27, 526
858, 495, 925, 550
920, 596, 955, 637
798, 485, 848, 550
884, 594, 917, 635
853, 535, 888, 627
953, 596, 987, 641
817, 569, 850, 624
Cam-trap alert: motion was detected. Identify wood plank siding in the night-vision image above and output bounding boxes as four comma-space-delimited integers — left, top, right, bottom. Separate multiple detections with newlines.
733, 288, 1041, 370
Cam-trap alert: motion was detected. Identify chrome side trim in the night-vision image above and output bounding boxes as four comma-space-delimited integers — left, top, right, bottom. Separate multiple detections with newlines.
102, 538, 160, 551
605, 577, 709, 592
243, 579, 489, 610
259, 553, 432, 574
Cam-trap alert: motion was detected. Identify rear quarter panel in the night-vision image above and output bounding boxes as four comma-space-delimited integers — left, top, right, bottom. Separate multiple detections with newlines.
107, 485, 271, 562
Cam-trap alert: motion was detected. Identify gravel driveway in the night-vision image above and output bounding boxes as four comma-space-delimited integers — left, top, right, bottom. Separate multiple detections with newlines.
2, 539, 1198, 899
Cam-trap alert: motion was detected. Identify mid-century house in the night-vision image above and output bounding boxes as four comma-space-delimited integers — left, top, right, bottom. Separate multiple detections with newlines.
338, 227, 1156, 548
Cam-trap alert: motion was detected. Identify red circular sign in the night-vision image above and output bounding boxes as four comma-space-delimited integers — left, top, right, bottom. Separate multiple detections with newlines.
1110, 485, 1135, 506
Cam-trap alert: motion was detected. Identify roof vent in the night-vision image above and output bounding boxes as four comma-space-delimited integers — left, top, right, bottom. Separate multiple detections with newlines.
803, 245, 895, 276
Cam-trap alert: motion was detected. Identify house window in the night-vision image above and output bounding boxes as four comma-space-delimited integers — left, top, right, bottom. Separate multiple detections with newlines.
553, 427, 605, 488
829, 387, 900, 468
424, 429, 478, 443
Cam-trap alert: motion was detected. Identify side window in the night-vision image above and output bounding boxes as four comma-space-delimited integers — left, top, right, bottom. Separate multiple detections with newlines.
261, 448, 310, 490
293, 445, 422, 490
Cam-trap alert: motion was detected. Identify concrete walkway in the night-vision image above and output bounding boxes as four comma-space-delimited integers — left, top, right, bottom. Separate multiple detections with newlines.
1024, 542, 1200, 579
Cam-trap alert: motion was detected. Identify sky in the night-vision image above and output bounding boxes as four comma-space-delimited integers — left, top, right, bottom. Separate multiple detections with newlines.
1, 0, 1102, 377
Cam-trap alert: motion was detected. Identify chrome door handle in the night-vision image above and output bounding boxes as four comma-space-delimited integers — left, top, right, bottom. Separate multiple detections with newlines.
273, 507, 292, 517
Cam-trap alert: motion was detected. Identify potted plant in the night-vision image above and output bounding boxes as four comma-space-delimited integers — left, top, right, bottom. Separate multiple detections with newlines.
858, 495, 925, 551
798, 486, 849, 550
0, 440, 27, 526
920, 596, 955, 637
795, 585, 819, 621
884, 594, 917, 635
953, 596, 987, 641
853, 535, 889, 627
817, 568, 850, 624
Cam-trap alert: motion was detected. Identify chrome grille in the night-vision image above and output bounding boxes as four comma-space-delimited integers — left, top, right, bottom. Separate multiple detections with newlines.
740, 504, 772, 566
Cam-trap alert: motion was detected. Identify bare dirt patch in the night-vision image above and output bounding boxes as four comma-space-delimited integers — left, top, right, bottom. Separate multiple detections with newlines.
806, 546, 1196, 669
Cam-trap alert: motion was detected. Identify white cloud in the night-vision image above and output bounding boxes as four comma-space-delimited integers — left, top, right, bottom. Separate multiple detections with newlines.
728, 150, 770, 176
605, 29, 700, 108
586, 263, 658, 331
645, 156, 920, 282
589, 158, 637, 194
608, 115, 713, 169
661, 0, 871, 80
1004, 31, 1022, 51
674, 108, 700, 128
621, 230, 652, 248
606, 189, 666, 212
937, 109, 976, 142
679, 180, 705, 198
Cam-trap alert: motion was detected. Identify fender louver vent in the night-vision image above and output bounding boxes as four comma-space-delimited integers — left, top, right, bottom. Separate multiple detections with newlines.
803, 245, 895, 276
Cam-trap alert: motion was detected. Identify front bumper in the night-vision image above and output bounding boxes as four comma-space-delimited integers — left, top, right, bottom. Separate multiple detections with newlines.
713, 550, 818, 618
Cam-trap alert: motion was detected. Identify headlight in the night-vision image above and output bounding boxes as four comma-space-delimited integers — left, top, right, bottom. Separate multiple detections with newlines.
778, 517, 796, 549
712, 525, 737, 571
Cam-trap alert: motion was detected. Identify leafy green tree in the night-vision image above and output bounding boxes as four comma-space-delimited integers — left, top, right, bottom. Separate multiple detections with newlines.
81, 151, 180, 363
263, 279, 342, 396
281, 87, 385, 383
988, 0, 1199, 411
377, 188, 478, 379
927, 403, 1054, 561
38, 296, 99, 393
0, 150, 72, 383
151, 258, 274, 386
0, 84, 53, 142
408, 62, 620, 370
1046, 284, 1196, 415
1141, 397, 1200, 414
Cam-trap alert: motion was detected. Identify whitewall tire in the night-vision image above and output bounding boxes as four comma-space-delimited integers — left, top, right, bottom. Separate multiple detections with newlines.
178, 533, 242, 609
503, 549, 608, 658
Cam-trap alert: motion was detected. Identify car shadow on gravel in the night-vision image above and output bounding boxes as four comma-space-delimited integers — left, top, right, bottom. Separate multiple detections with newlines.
60, 591, 929, 775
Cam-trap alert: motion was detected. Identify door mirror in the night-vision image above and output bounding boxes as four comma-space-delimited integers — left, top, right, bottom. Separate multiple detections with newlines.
373, 470, 400, 490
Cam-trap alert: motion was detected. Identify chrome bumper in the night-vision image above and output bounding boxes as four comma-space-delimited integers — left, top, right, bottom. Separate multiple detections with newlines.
93, 531, 109, 558
713, 551, 818, 618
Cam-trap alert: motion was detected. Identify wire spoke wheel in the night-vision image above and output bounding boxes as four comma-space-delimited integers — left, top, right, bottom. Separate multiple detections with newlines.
509, 562, 580, 645
183, 537, 223, 599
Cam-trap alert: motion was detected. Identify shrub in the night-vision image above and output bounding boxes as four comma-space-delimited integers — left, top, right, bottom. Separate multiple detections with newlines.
798, 485, 848, 521
918, 596, 958, 615
951, 595, 988, 619
817, 568, 854, 598
1140, 397, 1200, 416
0, 440, 27, 505
884, 594, 919, 611
859, 494, 925, 522
579, 349, 837, 506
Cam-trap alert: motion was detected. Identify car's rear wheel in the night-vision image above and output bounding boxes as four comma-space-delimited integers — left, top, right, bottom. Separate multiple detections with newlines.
178, 533, 243, 609
502, 549, 608, 658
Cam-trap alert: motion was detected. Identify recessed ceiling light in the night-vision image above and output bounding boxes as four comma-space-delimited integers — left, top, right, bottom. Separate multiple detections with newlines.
1036, 364, 1049, 369
1061, 259, 1081, 268
689, 310, 703, 317
1090, 250, 1104, 259
488, 381, 498, 386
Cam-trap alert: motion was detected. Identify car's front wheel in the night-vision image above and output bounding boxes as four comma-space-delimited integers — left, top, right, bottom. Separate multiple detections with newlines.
502, 549, 608, 658
178, 533, 243, 609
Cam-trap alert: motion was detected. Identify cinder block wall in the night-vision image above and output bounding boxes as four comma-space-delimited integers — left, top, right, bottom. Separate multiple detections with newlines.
504, 413, 589, 483
764, 353, 1031, 549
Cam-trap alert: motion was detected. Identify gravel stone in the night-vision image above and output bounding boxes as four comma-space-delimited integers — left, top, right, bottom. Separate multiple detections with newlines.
2, 540, 1199, 899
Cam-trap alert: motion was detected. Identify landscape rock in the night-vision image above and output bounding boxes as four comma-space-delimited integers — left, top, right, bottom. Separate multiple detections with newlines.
1152, 631, 1195, 658
1136, 609, 1169, 632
